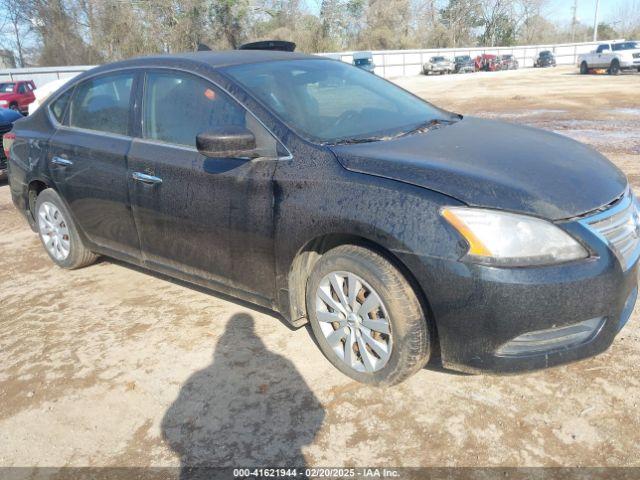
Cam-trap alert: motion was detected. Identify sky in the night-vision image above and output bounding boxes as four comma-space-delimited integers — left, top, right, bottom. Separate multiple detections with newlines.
549, 0, 629, 26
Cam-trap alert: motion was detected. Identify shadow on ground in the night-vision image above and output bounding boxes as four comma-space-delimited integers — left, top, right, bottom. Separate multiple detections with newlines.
161, 313, 325, 479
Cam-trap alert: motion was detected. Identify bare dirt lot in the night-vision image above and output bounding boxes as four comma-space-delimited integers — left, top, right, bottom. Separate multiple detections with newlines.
1, 66, 639, 472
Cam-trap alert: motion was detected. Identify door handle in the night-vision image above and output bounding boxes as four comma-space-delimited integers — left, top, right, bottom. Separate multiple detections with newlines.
51, 156, 73, 167
132, 171, 163, 185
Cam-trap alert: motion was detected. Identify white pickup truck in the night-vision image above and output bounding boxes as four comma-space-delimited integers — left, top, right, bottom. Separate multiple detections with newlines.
578, 41, 640, 74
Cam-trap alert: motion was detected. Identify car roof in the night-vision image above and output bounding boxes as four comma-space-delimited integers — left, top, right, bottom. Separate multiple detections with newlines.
69, 50, 324, 85
103, 50, 319, 72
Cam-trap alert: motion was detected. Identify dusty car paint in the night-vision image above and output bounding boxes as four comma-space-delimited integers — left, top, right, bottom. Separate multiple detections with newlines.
7, 51, 637, 373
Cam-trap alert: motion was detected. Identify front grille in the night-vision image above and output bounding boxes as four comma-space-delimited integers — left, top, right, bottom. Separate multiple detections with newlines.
583, 192, 640, 270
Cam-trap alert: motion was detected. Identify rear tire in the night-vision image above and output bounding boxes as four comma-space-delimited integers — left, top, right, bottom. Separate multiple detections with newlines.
35, 188, 98, 269
306, 245, 430, 386
9, 103, 18, 111
580, 62, 589, 75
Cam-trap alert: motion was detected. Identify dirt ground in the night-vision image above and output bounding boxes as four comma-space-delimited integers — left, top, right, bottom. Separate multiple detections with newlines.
1, 66, 639, 472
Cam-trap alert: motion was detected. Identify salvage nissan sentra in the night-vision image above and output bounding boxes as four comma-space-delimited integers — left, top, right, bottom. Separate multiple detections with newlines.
6, 51, 638, 385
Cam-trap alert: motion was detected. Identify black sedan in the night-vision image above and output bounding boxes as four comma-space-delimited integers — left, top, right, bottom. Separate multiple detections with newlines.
535, 50, 557, 67
7, 51, 637, 385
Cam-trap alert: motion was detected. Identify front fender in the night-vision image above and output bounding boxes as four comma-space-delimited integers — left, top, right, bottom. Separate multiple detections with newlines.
272, 145, 466, 324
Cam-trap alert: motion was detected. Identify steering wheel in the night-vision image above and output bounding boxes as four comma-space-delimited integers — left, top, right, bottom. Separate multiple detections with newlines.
334, 110, 360, 130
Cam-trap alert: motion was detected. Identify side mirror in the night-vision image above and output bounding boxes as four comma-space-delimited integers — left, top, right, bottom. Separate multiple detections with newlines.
196, 127, 258, 159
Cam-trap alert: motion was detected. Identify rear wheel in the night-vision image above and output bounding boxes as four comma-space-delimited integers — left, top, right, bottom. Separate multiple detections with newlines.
580, 62, 589, 74
9, 103, 18, 111
306, 245, 430, 386
36, 189, 98, 269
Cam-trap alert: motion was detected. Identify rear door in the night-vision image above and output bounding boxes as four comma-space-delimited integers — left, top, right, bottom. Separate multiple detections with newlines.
127, 69, 281, 299
47, 71, 141, 261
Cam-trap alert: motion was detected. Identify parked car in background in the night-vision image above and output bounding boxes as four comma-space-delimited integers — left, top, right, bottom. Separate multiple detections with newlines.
500, 54, 519, 70
0, 80, 36, 114
423, 56, 454, 75
578, 41, 640, 75
0, 107, 23, 179
534, 51, 556, 68
352, 51, 375, 73
454, 55, 475, 73
28, 78, 73, 115
7, 51, 638, 385
475, 54, 501, 72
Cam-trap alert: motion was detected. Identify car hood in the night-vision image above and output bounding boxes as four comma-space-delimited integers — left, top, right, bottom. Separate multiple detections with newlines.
329, 117, 627, 220
0, 107, 22, 124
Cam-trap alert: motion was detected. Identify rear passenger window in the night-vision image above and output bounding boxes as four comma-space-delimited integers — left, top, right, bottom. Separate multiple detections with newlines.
143, 72, 249, 147
18, 84, 26, 94
69, 73, 133, 135
50, 89, 73, 124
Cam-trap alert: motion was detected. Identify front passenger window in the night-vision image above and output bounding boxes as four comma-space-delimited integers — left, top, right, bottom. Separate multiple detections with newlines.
69, 73, 133, 136
142, 71, 277, 157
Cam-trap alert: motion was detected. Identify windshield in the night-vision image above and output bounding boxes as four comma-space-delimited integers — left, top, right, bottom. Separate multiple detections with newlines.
432, 57, 445, 62
540, 51, 552, 57
224, 59, 452, 144
0, 83, 16, 93
354, 58, 372, 66
456, 56, 470, 62
613, 42, 639, 51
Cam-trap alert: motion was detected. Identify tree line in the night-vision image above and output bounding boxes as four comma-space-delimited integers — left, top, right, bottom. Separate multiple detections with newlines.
0, 0, 639, 68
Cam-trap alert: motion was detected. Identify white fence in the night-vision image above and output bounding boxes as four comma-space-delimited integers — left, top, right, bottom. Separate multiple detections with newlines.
0, 65, 95, 88
0, 40, 610, 85
320, 40, 613, 77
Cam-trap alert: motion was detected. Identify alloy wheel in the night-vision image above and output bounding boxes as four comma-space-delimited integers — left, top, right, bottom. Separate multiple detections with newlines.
38, 201, 71, 261
315, 271, 392, 373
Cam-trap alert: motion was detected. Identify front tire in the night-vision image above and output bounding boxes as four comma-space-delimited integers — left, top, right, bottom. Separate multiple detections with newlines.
609, 59, 620, 75
306, 245, 430, 386
35, 188, 98, 269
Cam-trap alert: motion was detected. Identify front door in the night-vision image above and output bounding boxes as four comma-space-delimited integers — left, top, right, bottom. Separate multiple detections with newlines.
127, 70, 281, 300
47, 72, 141, 261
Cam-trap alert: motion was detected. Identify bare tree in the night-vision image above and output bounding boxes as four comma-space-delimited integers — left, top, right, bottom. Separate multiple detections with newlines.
611, 0, 640, 39
0, 0, 32, 66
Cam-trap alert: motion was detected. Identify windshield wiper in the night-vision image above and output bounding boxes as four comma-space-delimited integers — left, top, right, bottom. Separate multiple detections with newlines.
328, 116, 460, 146
395, 118, 453, 139
328, 136, 388, 146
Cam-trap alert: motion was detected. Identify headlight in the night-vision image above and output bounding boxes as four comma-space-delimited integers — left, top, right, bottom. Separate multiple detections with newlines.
0, 100, 7, 106
441, 207, 589, 266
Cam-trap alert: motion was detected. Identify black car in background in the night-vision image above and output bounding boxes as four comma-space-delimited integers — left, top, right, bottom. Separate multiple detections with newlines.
454, 55, 475, 73
7, 51, 638, 385
535, 50, 557, 67
0, 107, 23, 179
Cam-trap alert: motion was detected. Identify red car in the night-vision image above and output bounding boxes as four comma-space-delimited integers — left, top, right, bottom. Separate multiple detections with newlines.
0, 80, 36, 114
475, 54, 502, 72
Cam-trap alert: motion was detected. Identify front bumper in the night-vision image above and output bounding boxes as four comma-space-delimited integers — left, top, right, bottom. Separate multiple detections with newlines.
620, 58, 640, 69
426, 65, 451, 72
399, 214, 639, 374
